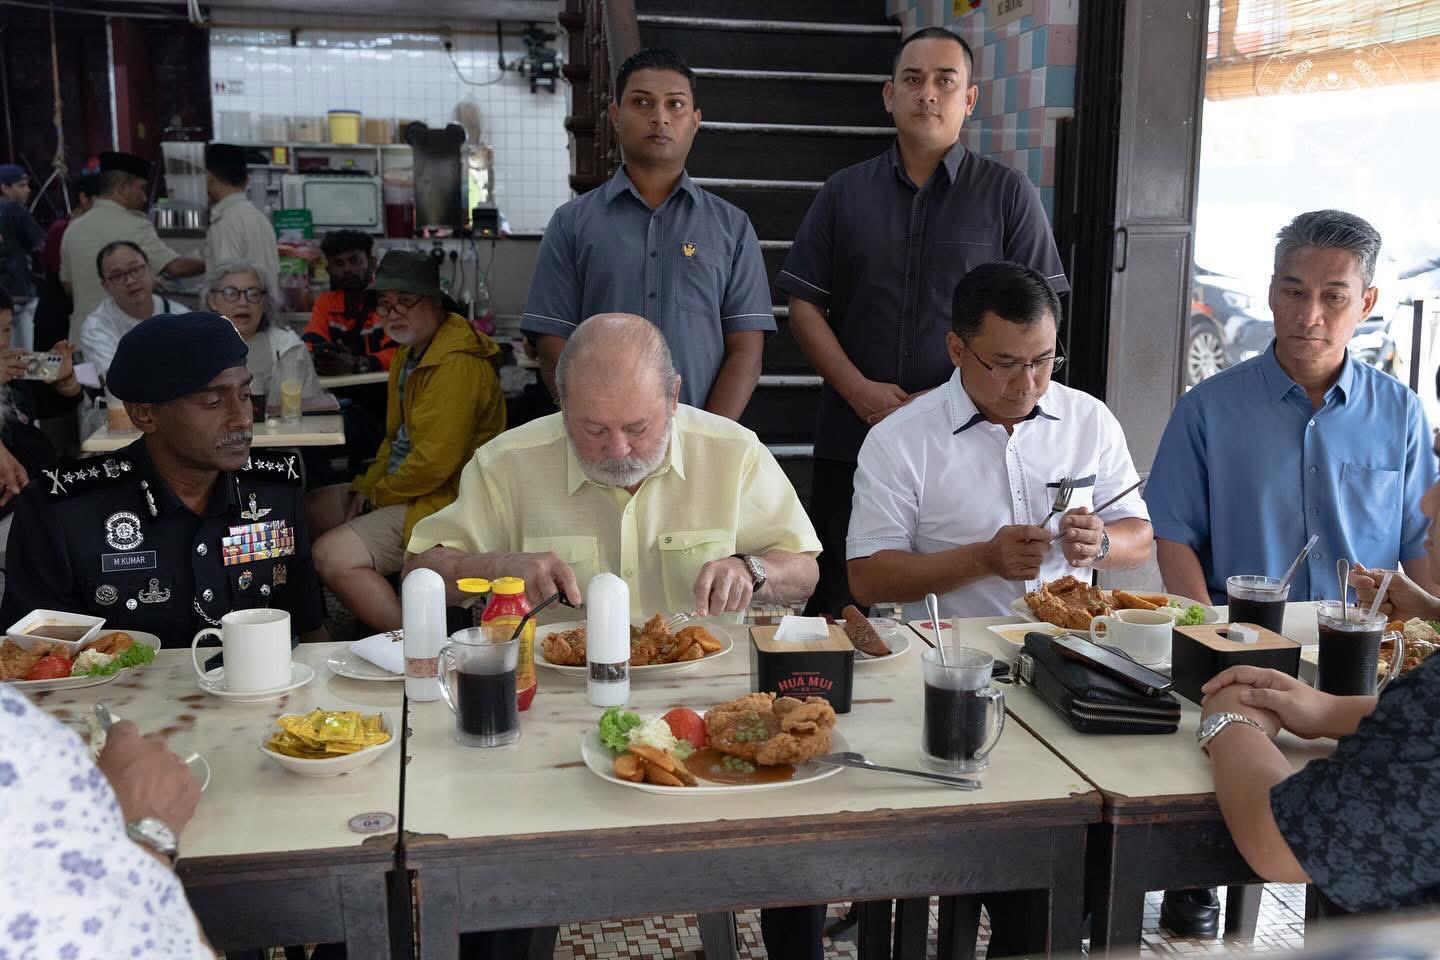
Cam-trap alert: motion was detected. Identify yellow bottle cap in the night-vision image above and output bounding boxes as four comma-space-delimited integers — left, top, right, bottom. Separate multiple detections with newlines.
456, 578, 491, 594
491, 576, 526, 596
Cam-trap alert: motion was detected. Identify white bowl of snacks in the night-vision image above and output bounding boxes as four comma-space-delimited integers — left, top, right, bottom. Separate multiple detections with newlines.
259, 709, 398, 778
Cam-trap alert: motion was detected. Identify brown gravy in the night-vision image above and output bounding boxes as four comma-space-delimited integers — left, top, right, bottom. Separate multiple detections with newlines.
25, 623, 91, 642
684, 748, 796, 786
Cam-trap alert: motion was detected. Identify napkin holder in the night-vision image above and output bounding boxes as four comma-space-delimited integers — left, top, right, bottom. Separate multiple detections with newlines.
750, 624, 854, 713
1170, 623, 1300, 705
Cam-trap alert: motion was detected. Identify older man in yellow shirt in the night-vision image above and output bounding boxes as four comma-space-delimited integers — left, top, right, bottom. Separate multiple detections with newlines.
405, 313, 820, 617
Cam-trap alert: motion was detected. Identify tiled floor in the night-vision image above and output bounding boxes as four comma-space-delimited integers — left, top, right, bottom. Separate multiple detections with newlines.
551, 886, 1309, 958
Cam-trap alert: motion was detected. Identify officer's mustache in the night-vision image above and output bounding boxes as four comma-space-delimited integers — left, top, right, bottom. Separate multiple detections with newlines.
215, 430, 253, 449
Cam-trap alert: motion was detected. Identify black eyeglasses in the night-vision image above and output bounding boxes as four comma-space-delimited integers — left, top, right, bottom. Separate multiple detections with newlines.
963, 340, 1066, 381
375, 294, 423, 318
103, 264, 149, 285
215, 286, 265, 304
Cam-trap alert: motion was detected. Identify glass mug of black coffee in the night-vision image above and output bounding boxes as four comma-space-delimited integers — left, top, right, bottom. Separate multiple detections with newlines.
920, 645, 1006, 774
1314, 601, 1404, 697
1226, 575, 1288, 634
437, 627, 521, 747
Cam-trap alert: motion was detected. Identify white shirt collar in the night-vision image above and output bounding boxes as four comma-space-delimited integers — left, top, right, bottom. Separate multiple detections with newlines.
946, 369, 1063, 435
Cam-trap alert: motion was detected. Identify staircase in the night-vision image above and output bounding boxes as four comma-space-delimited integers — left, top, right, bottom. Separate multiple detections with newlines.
562, 0, 901, 504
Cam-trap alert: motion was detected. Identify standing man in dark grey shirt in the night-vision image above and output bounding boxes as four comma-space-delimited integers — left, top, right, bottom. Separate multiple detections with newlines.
780, 27, 1068, 619
522, 48, 774, 420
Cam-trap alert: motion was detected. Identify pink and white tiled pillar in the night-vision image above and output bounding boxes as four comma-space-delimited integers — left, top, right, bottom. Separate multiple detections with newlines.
885, 0, 1078, 219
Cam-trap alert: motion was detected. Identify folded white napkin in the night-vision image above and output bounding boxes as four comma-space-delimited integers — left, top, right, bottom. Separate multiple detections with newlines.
773, 616, 830, 644
350, 631, 404, 674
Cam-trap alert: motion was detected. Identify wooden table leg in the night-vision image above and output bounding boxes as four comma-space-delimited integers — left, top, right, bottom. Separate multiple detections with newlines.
416, 868, 462, 960
1086, 824, 1146, 958
528, 926, 560, 959
339, 871, 392, 960
855, 900, 894, 960
697, 911, 738, 960
936, 896, 981, 960
892, 898, 929, 960
1223, 884, 1262, 941
1048, 825, 1088, 954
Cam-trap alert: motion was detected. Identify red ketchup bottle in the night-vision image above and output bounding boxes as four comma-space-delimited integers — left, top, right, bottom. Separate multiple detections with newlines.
481, 576, 537, 711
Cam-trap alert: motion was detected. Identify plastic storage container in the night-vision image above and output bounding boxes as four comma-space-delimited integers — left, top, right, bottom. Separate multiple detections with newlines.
327, 110, 361, 144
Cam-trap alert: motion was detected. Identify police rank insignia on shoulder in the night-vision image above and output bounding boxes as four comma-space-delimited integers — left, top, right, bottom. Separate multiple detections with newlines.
242, 454, 302, 485
43, 456, 134, 499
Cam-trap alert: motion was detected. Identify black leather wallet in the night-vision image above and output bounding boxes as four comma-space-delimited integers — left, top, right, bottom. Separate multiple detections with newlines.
1014, 632, 1181, 734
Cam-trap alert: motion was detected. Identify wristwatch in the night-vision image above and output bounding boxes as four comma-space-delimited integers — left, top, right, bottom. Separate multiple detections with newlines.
1196, 711, 1265, 754
127, 816, 179, 866
1093, 530, 1111, 563
733, 554, 768, 591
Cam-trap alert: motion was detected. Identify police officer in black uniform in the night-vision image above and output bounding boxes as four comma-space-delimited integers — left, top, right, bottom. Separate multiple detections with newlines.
0, 312, 326, 647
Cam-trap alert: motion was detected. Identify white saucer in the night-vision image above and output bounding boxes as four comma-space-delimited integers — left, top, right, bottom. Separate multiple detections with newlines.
198, 662, 315, 702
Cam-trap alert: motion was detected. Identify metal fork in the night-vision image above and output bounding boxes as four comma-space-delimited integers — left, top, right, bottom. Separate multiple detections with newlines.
1041, 477, 1076, 527
665, 611, 698, 630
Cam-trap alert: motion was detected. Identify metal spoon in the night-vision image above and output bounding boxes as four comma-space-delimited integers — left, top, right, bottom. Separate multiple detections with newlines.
925, 592, 946, 666
811, 752, 981, 789
1278, 534, 1319, 592
1337, 558, 1351, 622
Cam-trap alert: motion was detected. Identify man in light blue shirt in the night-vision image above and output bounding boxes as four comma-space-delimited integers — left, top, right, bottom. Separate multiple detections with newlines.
1147, 209, 1437, 607
1145, 208, 1439, 936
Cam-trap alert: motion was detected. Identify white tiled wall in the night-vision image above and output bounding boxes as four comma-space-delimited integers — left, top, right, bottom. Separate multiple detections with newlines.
209, 30, 572, 233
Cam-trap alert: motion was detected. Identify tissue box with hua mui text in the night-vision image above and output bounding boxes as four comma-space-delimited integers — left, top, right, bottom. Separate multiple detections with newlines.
1170, 623, 1300, 705
750, 623, 854, 713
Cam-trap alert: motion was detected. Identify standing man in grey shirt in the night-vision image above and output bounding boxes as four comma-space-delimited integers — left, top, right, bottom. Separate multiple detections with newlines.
779, 26, 1069, 621
521, 48, 774, 420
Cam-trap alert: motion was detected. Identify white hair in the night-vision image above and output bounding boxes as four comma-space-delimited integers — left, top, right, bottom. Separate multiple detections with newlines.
554, 313, 678, 404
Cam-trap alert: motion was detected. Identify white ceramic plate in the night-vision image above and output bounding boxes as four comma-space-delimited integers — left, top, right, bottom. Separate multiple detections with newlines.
80, 709, 211, 791
581, 727, 847, 795
535, 621, 736, 677
258, 710, 399, 778
198, 662, 316, 702
4, 630, 162, 692
326, 642, 404, 682
853, 629, 911, 665
1008, 593, 1219, 625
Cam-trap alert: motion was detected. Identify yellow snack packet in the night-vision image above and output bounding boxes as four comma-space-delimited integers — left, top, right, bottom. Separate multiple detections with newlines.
267, 710, 389, 760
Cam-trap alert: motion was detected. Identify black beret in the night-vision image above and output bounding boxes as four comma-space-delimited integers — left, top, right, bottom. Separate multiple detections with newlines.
108, 312, 249, 403
99, 151, 151, 180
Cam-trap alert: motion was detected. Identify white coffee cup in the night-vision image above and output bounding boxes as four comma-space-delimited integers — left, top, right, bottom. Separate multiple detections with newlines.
1090, 608, 1174, 665
192, 609, 292, 692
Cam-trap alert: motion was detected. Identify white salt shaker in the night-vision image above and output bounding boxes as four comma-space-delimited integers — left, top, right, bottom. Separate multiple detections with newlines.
586, 573, 630, 707
402, 567, 447, 702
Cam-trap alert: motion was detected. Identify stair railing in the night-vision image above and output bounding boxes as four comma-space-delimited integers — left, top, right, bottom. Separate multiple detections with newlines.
560, 0, 640, 194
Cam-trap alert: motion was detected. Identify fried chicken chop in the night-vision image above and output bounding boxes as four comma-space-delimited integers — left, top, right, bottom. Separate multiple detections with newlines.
0, 638, 57, 680
704, 692, 837, 767
1024, 575, 1113, 630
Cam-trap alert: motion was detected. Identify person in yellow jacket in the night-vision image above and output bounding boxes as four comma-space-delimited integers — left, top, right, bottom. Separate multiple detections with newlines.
308, 251, 505, 630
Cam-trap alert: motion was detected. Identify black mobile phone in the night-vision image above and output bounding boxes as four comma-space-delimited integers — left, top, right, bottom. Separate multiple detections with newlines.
1052, 633, 1174, 696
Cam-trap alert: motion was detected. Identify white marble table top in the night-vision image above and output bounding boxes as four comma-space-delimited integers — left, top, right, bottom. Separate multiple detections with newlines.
927, 608, 1334, 804
27, 641, 403, 860
403, 620, 1096, 843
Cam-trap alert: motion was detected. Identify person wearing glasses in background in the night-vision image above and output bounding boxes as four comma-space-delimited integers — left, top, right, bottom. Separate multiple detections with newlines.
202, 259, 323, 407
305, 251, 505, 632
848, 261, 1152, 620
82, 241, 190, 378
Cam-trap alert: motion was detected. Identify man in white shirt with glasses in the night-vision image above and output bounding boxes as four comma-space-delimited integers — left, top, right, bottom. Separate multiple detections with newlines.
847, 260, 1153, 622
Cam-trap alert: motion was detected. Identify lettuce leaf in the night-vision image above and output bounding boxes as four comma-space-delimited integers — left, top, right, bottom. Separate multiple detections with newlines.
84, 642, 156, 677
598, 706, 642, 752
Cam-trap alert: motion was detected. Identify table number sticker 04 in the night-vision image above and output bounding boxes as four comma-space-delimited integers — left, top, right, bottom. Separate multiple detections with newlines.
348, 811, 396, 835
